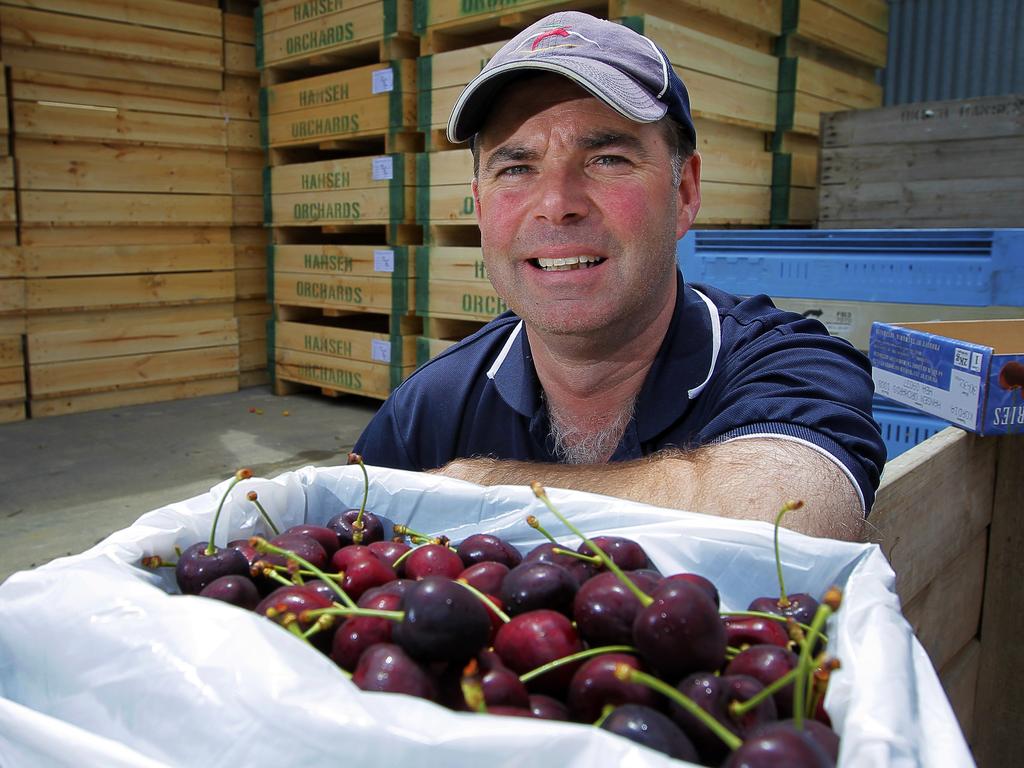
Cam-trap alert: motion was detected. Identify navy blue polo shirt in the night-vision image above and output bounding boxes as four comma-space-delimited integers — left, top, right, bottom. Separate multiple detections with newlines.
355, 272, 886, 512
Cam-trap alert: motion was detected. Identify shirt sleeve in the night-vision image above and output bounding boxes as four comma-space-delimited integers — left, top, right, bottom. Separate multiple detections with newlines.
696, 314, 887, 513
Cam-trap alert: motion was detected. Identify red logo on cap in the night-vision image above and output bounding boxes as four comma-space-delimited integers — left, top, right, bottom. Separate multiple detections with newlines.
531, 26, 571, 49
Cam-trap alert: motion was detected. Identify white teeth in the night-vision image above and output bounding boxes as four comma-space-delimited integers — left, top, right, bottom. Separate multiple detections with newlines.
536, 255, 602, 271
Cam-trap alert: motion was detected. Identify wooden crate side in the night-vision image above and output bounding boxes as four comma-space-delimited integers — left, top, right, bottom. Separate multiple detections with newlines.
821, 94, 1024, 149
817, 0, 888, 32
612, 0, 780, 39
695, 180, 771, 226
276, 318, 417, 366
416, 278, 506, 323
415, 245, 487, 283
19, 191, 234, 227
938, 640, 980, 746
265, 90, 416, 147
1, 0, 223, 37
787, 56, 882, 109
264, 59, 416, 114
18, 225, 233, 247
0, 45, 223, 91
0, 6, 223, 70
18, 157, 231, 195
9, 67, 225, 119
13, 102, 228, 149
28, 344, 239, 397
271, 244, 413, 279
235, 267, 267, 299
871, 428, 996, 607
0, 278, 26, 315
260, 0, 379, 35
269, 186, 416, 226
14, 138, 227, 169
26, 272, 235, 312
259, 1, 415, 70
274, 345, 412, 399
674, 65, 777, 132
29, 375, 238, 418
901, 530, 987, 673
973, 437, 1024, 767
27, 317, 239, 364
22, 244, 234, 277
268, 154, 416, 193
786, 0, 887, 68
818, 176, 1024, 227
820, 136, 1024, 185
273, 272, 415, 315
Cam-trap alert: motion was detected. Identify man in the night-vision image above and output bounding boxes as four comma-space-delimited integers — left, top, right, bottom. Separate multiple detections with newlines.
354, 11, 886, 541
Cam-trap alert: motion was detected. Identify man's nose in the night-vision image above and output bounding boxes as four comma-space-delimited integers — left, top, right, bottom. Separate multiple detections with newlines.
532, 166, 590, 224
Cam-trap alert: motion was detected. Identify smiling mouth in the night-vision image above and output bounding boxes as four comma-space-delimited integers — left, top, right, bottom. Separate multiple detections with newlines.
532, 255, 606, 271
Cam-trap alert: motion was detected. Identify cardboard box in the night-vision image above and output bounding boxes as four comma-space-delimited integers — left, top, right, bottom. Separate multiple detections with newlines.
870, 319, 1024, 435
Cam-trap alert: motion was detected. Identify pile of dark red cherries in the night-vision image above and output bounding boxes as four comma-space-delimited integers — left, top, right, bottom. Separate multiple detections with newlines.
145, 460, 844, 767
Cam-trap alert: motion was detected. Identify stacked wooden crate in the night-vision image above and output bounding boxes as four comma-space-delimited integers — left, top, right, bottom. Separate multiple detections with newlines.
818, 93, 1024, 228
771, 0, 887, 225
0, 45, 24, 422
0, 0, 240, 417
224, 3, 272, 388
258, 0, 423, 401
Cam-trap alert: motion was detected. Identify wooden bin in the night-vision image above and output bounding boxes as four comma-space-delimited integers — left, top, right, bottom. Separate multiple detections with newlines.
818, 93, 1024, 229
872, 428, 1023, 766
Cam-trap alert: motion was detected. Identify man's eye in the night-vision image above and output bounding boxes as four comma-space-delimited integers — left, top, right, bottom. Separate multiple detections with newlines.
592, 155, 629, 167
496, 164, 530, 177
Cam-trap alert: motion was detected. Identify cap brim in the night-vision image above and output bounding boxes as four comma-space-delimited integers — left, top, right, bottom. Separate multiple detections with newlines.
447, 59, 669, 144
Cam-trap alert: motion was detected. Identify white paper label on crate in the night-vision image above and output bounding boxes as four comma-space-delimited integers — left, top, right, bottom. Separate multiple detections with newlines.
374, 249, 395, 273
371, 340, 392, 363
372, 156, 393, 181
872, 367, 981, 429
372, 68, 394, 94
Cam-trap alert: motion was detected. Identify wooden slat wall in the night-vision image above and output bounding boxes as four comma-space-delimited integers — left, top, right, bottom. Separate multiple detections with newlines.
0, 0, 274, 416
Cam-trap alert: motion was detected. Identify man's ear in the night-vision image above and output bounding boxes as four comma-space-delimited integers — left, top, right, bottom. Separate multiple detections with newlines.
676, 152, 702, 239
472, 176, 481, 223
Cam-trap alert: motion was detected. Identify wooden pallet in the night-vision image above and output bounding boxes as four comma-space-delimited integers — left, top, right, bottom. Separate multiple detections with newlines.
775, 55, 883, 137
782, 0, 888, 70
414, 245, 510, 323
0, 333, 25, 422
416, 40, 507, 145
257, 0, 417, 73
0, 245, 24, 336
818, 94, 1024, 228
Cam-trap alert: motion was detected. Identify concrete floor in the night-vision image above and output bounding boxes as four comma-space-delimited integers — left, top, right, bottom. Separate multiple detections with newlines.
0, 386, 380, 583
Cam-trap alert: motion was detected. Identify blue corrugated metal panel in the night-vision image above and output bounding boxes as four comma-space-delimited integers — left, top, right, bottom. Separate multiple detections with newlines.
676, 229, 1024, 306
886, 0, 1024, 104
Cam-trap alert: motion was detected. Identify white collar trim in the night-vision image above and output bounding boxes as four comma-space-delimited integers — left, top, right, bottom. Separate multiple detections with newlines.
486, 320, 523, 379
688, 288, 721, 399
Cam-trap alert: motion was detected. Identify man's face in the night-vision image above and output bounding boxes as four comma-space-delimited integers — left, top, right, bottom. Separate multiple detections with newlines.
472, 75, 700, 341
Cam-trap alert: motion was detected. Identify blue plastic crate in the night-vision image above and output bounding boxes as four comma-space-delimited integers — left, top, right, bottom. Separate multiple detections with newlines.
872, 396, 950, 461
677, 229, 1024, 306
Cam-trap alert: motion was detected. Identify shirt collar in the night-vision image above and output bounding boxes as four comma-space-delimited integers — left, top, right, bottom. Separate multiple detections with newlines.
486, 272, 721, 431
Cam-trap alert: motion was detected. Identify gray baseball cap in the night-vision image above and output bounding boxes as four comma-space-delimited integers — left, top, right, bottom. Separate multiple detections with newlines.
446, 11, 696, 146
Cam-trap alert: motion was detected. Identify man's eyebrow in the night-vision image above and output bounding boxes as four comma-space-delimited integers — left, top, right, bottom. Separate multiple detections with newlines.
578, 131, 648, 155
482, 145, 539, 174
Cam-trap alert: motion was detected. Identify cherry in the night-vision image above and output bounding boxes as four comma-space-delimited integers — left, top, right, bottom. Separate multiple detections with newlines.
573, 569, 660, 647
331, 613, 396, 672
458, 561, 510, 595
722, 721, 834, 767
493, 609, 583, 697
340, 555, 397, 601
357, 579, 415, 607
456, 533, 523, 569
599, 704, 699, 763
726, 644, 800, 718
480, 662, 531, 709
176, 540, 249, 595
402, 543, 465, 580
255, 584, 336, 653
328, 453, 386, 546
632, 579, 726, 682
265, 532, 329, 571
748, 593, 821, 627
723, 615, 793, 649
670, 673, 778, 765
566, 653, 660, 723
579, 535, 650, 572
197, 573, 260, 610
523, 542, 596, 586
283, 524, 340, 557
367, 539, 411, 572
528, 694, 570, 721
499, 560, 578, 617
392, 577, 491, 664
352, 643, 437, 701
664, 572, 720, 608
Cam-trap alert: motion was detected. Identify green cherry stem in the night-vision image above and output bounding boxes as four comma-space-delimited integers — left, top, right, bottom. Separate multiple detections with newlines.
531, 482, 653, 608
793, 587, 840, 729
456, 579, 510, 623
251, 536, 357, 610
392, 523, 449, 547
719, 610, 826, 642
729, 656, 822, 718
551, 547, 602, 565
302, 606, 404, 622
518, 645, 636, 684
246, 490, 280, 536
615, 665, 743, 751
593, 703, 617, 729
348, 452, 370, 543
525, 514, 562, 545
205, 468, 253, 556
772, 500, 804, 608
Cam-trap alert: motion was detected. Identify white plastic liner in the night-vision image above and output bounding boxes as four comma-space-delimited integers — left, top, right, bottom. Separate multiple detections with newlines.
0, 464, 974, 767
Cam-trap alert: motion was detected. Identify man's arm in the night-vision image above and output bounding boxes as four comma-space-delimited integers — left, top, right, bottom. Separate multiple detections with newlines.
435, 437, 865, 541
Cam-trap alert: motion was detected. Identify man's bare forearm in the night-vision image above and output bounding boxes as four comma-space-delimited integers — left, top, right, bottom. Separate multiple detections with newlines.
435, 438, 865, 541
